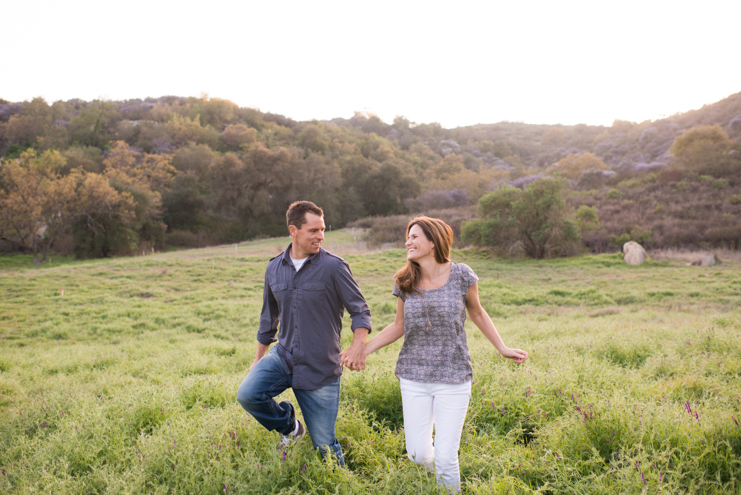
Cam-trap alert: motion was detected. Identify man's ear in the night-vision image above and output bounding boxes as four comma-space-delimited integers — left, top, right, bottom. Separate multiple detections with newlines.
288, 225, 298, 237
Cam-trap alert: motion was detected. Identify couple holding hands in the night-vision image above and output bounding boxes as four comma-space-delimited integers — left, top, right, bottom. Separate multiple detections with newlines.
237, 201, 527, 492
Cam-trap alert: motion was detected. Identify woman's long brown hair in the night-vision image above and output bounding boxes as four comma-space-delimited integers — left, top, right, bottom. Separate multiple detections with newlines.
394, 216, 454, 296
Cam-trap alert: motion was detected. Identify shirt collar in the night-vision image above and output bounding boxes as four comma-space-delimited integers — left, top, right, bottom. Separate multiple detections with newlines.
281, 243, 323, 265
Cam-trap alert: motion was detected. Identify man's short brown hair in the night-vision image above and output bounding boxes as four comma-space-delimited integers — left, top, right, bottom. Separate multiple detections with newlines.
286, 201, 324, 230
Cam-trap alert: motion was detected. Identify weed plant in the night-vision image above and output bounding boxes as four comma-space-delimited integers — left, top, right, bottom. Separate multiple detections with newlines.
1, 233, 740, 493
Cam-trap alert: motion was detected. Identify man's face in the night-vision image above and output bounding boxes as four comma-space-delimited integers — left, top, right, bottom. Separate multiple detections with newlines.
290, 212, 325, 258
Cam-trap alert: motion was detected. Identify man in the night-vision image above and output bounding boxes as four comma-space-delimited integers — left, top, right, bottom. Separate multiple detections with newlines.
236, 201, 370, 466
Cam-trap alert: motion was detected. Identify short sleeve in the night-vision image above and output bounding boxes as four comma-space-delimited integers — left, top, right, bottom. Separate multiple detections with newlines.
458, 263, 478, 295
392, 283, 406, 301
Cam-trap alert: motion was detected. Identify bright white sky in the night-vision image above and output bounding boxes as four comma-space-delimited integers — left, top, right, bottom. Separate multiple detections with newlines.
4, 0, 740, 128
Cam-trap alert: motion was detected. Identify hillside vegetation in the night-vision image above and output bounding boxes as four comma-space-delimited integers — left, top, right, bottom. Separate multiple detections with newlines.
1, 237, 740, 493
1, 93, 740, 262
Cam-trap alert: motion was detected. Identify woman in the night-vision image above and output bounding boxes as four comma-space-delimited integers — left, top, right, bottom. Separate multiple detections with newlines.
361, 216, 528, 492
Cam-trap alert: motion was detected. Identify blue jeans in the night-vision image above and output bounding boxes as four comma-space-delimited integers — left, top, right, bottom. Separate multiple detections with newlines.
236, 347, 344, 465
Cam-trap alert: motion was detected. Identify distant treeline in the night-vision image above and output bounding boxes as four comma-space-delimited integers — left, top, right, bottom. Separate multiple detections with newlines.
1, 93, 740, 262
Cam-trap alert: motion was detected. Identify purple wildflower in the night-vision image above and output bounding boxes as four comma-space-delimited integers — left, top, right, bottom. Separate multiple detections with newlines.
635, 461, 639, 470
733, 416, 739, 426
282, 451, 286, 461
642, 472, 646, 485
302, 465, 306, 472
695, 412, 699, 421
660, 472, 664, 482
491, 402, 495, 410
502, 406, 506, 414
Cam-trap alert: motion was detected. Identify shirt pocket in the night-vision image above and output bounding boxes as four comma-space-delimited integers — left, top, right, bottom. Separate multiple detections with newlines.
270, 284, 290, 304
299, 282, 327, 304
270, 283, 289, 294
300, 282, 326, 291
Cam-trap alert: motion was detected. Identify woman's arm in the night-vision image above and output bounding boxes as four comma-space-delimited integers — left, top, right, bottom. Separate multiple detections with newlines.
465, 282, 528, 363
363, 297, 406, 357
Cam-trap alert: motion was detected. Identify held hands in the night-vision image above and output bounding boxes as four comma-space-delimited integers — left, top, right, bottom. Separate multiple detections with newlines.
339, 343, 366, 371
501, 347, 528, 363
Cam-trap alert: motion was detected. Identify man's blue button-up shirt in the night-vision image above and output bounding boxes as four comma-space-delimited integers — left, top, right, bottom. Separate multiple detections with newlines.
257, 244, 372, 390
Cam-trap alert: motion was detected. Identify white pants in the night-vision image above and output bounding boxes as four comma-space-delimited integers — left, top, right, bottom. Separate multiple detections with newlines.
399, 378, 472, 492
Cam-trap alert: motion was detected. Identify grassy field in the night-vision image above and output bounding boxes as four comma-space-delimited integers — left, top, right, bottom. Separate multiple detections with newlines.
1, 231, 740, 494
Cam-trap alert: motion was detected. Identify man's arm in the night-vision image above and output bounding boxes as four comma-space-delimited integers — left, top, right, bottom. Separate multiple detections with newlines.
249, 342, 270, 371
332, 260, 372, 371
253, 268, 280, 371
339, 327, 369, 371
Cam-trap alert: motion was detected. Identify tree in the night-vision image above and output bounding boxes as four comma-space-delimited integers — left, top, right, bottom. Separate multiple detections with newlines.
669, 125, 729, 156
68, 100, 116, 147
165, 114, 219, 148
297, 123, 330, 154
669, 125, 741, 180
461, 179, 580, 258
103, 141, 175, 193
0, 150, 72, 263
209, 144, 297, 238
163, 174, 206, 232
99, 141, 175, 252
70, 173, 138, 258
3, 98, 54, 147
191, 97, 237, 128
171, 142, 216, 177
550, 152, 609, 181
221, 124, 257, 151
360, 160, 420, 216
5, 115, 38, 146
62, 146, 103, 174
0, 149, 135, 263
480, 140, 513, 158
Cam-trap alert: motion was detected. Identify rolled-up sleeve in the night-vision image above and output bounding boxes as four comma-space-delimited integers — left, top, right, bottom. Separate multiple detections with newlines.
332, 260, 372, 333
257, 269, 280, 345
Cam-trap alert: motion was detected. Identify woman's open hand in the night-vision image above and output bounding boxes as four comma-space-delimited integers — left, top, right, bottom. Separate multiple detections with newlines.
501, 347, 528, 363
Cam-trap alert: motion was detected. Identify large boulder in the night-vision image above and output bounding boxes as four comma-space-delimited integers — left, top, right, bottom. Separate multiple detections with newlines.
623, 241, 648, 265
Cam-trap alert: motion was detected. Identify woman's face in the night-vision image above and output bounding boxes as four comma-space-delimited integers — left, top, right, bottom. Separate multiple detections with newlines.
405, 224, 435, 262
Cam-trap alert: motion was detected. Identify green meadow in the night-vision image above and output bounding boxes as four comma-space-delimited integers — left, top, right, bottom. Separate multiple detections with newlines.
1, 232, 740, 494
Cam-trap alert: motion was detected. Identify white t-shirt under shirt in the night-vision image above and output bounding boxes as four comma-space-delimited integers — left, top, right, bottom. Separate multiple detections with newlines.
291, 256, 308, 272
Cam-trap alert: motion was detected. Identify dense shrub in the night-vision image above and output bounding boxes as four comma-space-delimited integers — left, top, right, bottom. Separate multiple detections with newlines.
462, 179, 581, 258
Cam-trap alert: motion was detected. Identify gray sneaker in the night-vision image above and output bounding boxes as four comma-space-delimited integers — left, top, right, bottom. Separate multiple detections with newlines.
278, 419, 305, 450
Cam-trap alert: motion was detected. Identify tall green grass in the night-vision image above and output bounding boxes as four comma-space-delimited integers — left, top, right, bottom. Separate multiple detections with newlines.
1, 235, 740, 493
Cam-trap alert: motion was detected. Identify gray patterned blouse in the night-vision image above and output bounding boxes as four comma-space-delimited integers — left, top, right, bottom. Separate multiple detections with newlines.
392, 263, 479, 384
